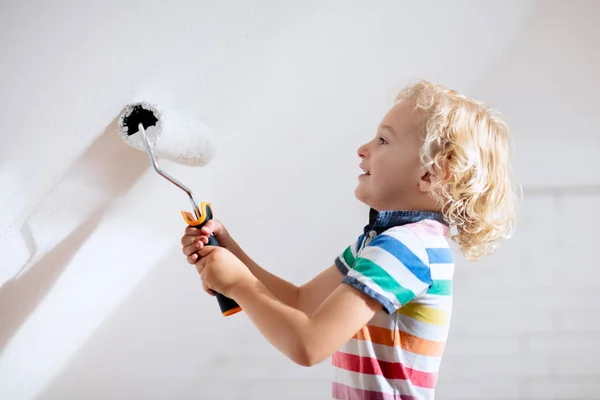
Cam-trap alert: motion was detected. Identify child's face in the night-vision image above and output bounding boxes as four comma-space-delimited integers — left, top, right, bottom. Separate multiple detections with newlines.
355, 100, 432, 211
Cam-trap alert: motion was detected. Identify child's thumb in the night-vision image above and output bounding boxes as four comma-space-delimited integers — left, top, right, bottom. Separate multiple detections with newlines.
199, 220, 217, 237
203, 219, 224, 236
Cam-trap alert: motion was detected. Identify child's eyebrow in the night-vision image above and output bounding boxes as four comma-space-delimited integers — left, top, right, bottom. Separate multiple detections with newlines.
380, 124, 397, 136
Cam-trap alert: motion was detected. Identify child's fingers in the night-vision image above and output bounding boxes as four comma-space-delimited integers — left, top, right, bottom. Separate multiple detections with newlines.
181, 233, 209, 247
182, 236, 211, 256
183, 240, 202, 256
181, 233, 200, 246
187, 253, 198, 264
184, 226, 201, 236
182, 243, 196, 257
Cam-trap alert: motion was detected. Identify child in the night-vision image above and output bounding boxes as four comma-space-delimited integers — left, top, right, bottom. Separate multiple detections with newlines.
180, 79, 518, 399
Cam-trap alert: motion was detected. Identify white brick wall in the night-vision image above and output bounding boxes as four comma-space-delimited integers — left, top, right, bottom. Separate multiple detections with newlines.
435, 191, 600, 400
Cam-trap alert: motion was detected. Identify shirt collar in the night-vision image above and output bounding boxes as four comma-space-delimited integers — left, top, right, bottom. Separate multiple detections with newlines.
364, 207, 448, 234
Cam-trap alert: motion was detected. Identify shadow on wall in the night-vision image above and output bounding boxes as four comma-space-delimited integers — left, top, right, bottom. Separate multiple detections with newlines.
0, 118, 149, 355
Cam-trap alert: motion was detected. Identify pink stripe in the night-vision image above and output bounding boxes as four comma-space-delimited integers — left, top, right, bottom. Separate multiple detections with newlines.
332, 383, 417, 400
333, 352, 437, 389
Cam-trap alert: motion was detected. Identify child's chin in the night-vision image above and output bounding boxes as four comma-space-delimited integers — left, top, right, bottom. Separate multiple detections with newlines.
354, 187, 368, 204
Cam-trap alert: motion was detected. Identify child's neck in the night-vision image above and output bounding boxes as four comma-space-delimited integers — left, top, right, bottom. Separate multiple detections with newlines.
373, 195, 440, 214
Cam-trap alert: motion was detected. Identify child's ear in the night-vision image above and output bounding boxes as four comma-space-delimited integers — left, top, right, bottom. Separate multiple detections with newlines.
421, 158, 451, 192
418, 170, 431, 192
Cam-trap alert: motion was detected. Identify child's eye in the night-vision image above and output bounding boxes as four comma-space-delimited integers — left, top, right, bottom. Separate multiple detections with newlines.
379, 137, 388, 145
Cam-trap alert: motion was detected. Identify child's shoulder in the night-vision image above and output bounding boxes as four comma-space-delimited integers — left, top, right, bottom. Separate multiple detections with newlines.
378, 220, 453, 262
382, 219, 449, 241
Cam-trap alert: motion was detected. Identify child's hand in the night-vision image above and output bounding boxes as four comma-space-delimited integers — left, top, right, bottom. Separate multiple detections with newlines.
180, 220, 231, 264
195, 245, 257, 298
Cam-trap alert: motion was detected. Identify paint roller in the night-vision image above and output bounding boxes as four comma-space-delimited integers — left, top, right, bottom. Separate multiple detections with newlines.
116, 101, 242, 317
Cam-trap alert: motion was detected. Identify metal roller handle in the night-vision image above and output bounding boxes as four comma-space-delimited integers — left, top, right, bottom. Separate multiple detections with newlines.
137, 123, 242, 317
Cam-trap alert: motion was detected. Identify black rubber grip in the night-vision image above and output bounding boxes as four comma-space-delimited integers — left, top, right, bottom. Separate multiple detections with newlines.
188, 203, 242, 317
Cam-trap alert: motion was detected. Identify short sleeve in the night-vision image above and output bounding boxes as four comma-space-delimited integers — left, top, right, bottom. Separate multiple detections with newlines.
334, 233, 365, 275
342, 228, 432, 314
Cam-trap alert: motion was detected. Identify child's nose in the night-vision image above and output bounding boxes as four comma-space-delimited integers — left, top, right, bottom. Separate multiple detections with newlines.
357, 143, 368, 158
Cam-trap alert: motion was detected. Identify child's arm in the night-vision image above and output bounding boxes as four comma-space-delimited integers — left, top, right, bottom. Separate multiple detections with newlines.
232, 277, 379, 366
297, 265, 344, 316
194, 228, 433, 368
232, 244, 343, 317
229, 244, 343, 316
226, 238, 301, 309
183, 224, 342, 314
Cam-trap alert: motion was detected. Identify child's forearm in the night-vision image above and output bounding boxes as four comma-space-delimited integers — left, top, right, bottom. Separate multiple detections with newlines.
227, 240, 300, 309
232, 279, 313, 366
230, 275, 377, 368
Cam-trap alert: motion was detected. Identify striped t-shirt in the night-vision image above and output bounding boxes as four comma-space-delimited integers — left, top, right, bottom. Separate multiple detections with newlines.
333, 216, 454, 400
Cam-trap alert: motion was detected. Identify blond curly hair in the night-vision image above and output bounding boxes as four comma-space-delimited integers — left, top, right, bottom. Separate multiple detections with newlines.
394, 80, 519, 262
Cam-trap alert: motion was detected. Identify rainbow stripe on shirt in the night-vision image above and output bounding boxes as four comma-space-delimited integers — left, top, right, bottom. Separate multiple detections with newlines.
334, 219, 454, 400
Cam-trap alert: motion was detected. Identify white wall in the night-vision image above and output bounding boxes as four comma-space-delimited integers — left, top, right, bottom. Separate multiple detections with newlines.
1, 1, 599, 399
